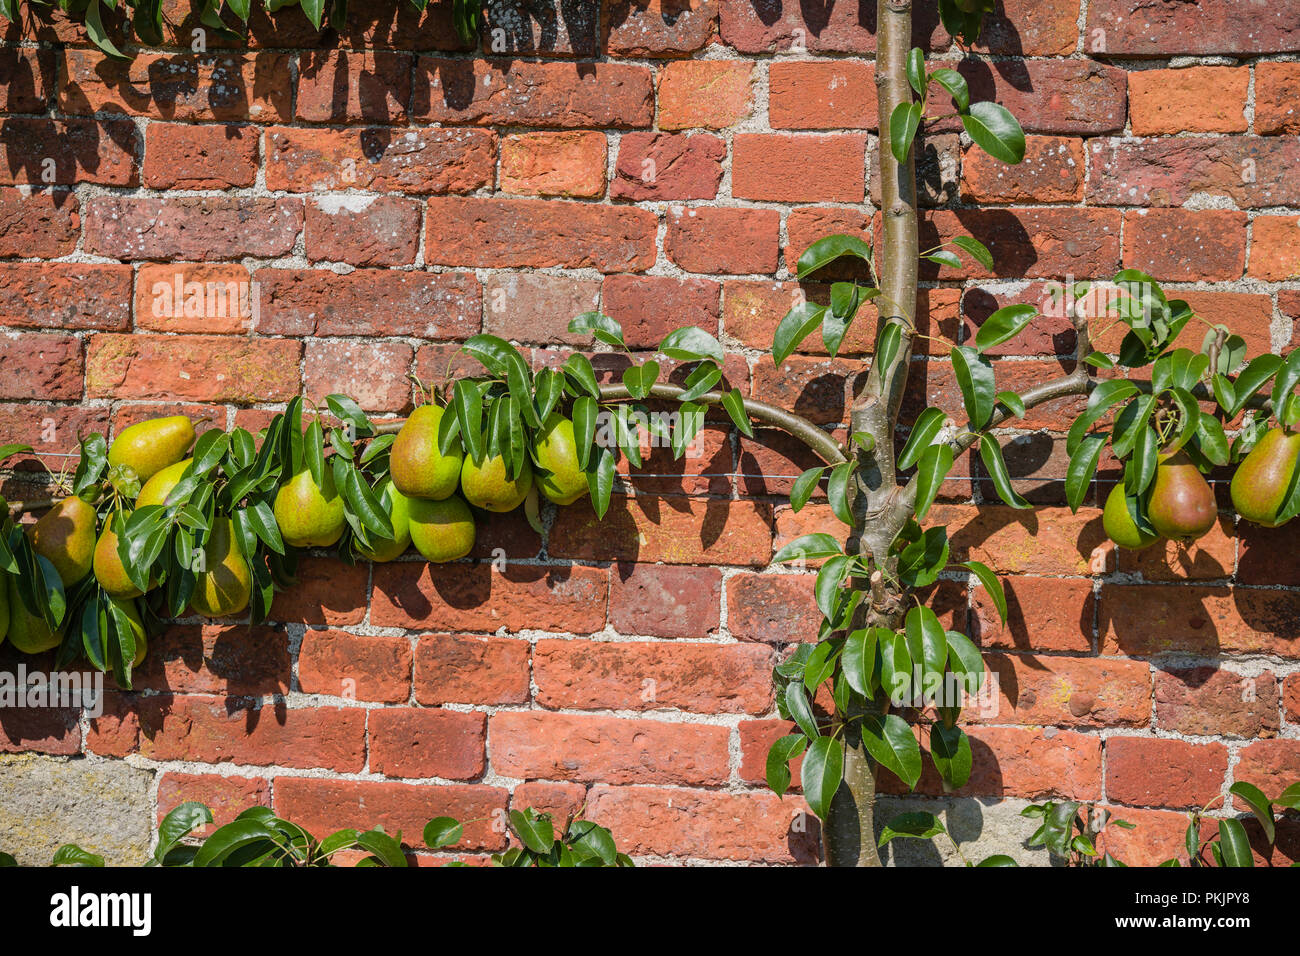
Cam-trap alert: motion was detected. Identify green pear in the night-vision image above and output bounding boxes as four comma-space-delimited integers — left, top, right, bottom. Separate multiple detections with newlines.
136, 458, 193, 509
6, 573, 58, 654
408, 495, 476, 563
189, 517, 252, 619
1230, 427, 1300, 528
27, 495, 96, 586
357, 479, 412, 563
93, 516, 143, 599
108, 416, 196, 483
1102, 483, 1159, 550
534, 413, 589, 506
1148, 450, 1218, 543
391, 405, 463, 500
461, 454, 532, 513
273, 468, 346, 549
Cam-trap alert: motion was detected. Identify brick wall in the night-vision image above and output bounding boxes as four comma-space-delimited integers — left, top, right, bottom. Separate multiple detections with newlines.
1, 0, 1299, 865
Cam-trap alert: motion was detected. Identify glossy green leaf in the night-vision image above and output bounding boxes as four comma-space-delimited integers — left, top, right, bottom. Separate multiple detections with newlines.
890, 101, 924, 164
913, 443, 952, 521
952, 346, 996, 430
979, 435, 1031, 509
878, 811, 945, 846
796, 234, 873, 279
659, 327, 724, 364
961, 561, 1005, 626
861, 713, 923, 789
772, 303, 827, 366
765, 734, 808, 798
961, 101, 1025, 164
898, 407, 948, 470
1216, 819, 1254, 868
801, 736, 843, 820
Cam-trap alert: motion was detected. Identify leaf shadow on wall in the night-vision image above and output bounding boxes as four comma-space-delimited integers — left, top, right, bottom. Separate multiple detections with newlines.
485, 0, 600, 56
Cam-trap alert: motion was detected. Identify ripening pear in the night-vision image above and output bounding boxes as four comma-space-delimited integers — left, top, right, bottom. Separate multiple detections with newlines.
27, 495, 96, 586
1230, 427, 1300, 528
391, 405, 463, 501
273, 468, 346, 549
357, 479, 412, 563
93, 517, 143, 599
110, 597, 148, 668
461, 454, 533, 513
1147, 450, 1218, 543
189, 517, 252, 619
136, 458, 192, 509
6, 573, 58, 654
534, 413, 589, 507
408, 495, 476, 563
107, 416, 196, 484
1102, 484, 1160, 550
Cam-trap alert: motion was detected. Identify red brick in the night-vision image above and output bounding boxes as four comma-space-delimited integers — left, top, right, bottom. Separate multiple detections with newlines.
586, 784, 818, 863
415, 58, 653, 127
0, 263, 130, 332
1117, 517, 1235, 582
1232, 740, 1300, 805
1123, 209, 1246, 282
972, 576, 1093, 654
85, 333, 299, 403
491, 712, 730, 785
372, 562, 608, 633
481, 273, 598, 345
0, 405, 109, 472
962, 136, 1084, 204
59, 50, 292, 121
156, 773, 270, 830
1096, 806, 1203, 867
1106, 737, 1228, 809
135, 263, 254, 335
426, 197, 656, 272
0, 188, 79, 258
298, 630, 413, 704
1240, 522, 1300, 586
297, 49, 412, 123
0, 333, 82, 401
1155, 667, 1278, 739
509, 782, 586, 828
732, 133, 865, 202
305, 339, 413, 414
500, 131, 606, 198
933, 505, 1108, 576
975, 652, 1151, 728
769, 60, 876, 130
739, 719, 803, 787
0, 650, 80, 754
1128, 67, 1249, 135
917, 208, 1121, 280
735, 427, 841, 498
369, 708, 486, 780
1248, 215, 1300, 281
1100, 584, 1300, 660
143, 123, 257, 189
1085, 0, 1300, 55
1256, 62, 1300, 134
608, 562, 721, 639
550, 495, 773, 566
601, 274, 719, 348
265, 126, 494, 194
413, 634, 530, 706
0, 47, 53, 112
603, 0, 717, 56
957, 59, 1127, 134
961, 282, 1079, 357
0, 117, 138, 186
665, 206, 779, 275
305, 196, 420, 267
84, 197, 303, 261
534, 639, 773, 714
1286, 675, 1300, 725
613, 421, 732, 496
273, 777, 508, 851
656, 60, 754, 130
1088, 137, 1300, 209
256, 268, 479, 340
269, 557, 369, 626
770, 503, 837, 568
129, 623, 290, 696
751, 353, 867, 425
718, 0, 940, 54
972, 0, 1079, 55
611, 131, 725, 200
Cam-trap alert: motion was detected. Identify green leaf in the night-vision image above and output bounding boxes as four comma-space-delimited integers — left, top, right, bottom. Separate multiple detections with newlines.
572, 395, 597, 471
952, 346, 996, 430
52, 844, 106, 867
899, 525, 949, 588
913, 443, 953, 521
841, 628, 879, 698
568, 311, 626, 349
720, 389, 753, 438
961, 561, 1005, 626
879, 631, 913, 703
904, 604, 948, 686
977, 854, 1018, 867
879, 811, 945, 847
772, 532, 843, 563
801, 735, 844, 820
930, 724, 973, 789
889, 101, 924, 164
979, 435, 1031, 508
796, 234, 873, 279
452, 380, 484, 465
951, 236, 992, 271
509, 810, 555, 855
1270, 349, 1300, 416
1216, 819, 1254, 867
659, 327, 724, 364
765, 734, 808, 798
671, 402, 705, 461
931, 69, 970, 112
1229, 782, 1274, 844
424, 817, 464, 850
975, 304, 1037, 354
1228, 354, 1282, 417
622, 361, 660, 401
772, 303, 827, 366
562, 354, 601, 400
827, 460, 855, 526
906, 47, 927, 98
899, 407, 948, 470
585, 446, 616, 520
996, 391, 1026, 419
1065, 434, 1106, 513
874, 321, 904, 381
155, 802, 214, 863
85, 0, 129, 58
1124, 426, 1158, 497
961, 101, 1026, 164
861, 713, 922, 789
945, 629, 985, 695
790, 466, 825, 512
813, 554, 852, 620
783, 681, 819, 740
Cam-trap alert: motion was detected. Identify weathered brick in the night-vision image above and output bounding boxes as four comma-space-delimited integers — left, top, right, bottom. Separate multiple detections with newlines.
135, 263, 254, 335
130, 623, 290, 696
665, 205, 780, 275
550, 495, 773, 566
1123, 209, 1247, 282
769, 60, 876, 129
1116, 517, 1235, 581
1240, 523, 1300, 586
917, 208, 1122, 279
1100, 584, 1300, 660
415, 58, 653, 127
613, 421, 732, 496
608, 562, 720, 639
157, 773, 270, 830
482, 0, 598, 56
481, 272, 598, 345
426, 197, 656, 272
0, 188, 79, 258
0, 47, 53, 112
510, 782, 587, 829
1230, 740, 1300, 807
143, 123, 257, 189
0, 118, 138, 186
1256, 62, 1300, 134
305, 196, 421, 267
269, 556, 369, 626
601, 274, 719, 348
933, 504, 1108, 576
1155, 667, 1278, 739
0, 263, 130, 332
0, 334, 82, 401
972, 576, 1093, 654
297, 49, 412, 123
304, 339, 414, 413
976, 652, 1151, 728
1088, 137, 1300, 208
1105, 737, 1227, 809
1085, 0, 1300, 55
372, 562, 609, 633
534, 639, 773, 713
751, 353, 867, 426
492, 712, 730, 785
265, 126, 495, 194
656, 60, 754, 130
0, 405, 108, 472
719, 0, 942, 54
86, 333, 300, 403
957, 59, 1127, 134
732, 133, 866, 202
298, 630, 413, 704
1286, 675, 1300, 725
500, 131, 606, 198
413, 634, 530, 705
1128, 67, 1249, 135
611, 131, 725, 200
84, 197, 303, 261
369, 708, 486, 780
603, 0, 717, 56
726, 573, 819, 645
962, 136, 1085, 204
1248, 215, 1300, 281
